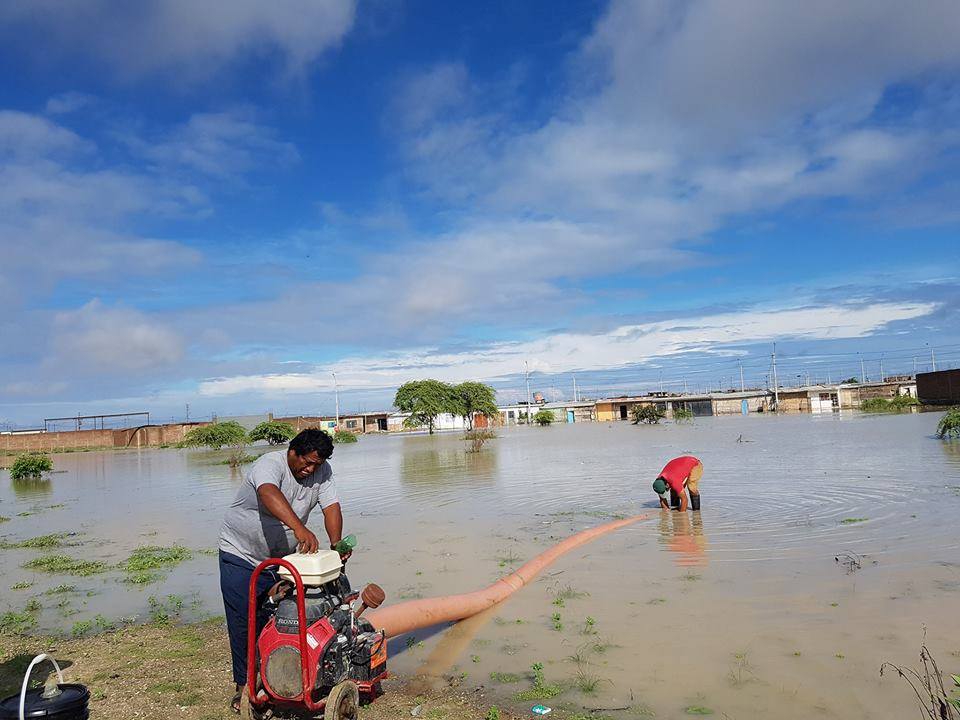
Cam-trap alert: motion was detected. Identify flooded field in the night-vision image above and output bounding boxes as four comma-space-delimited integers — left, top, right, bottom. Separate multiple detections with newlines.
2, 412, 959, 719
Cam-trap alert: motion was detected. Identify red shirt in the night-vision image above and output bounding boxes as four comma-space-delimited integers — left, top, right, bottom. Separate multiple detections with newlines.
659, 456, 701, 494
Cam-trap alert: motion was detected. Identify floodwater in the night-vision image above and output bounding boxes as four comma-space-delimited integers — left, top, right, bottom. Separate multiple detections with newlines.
2, 412, 959, 719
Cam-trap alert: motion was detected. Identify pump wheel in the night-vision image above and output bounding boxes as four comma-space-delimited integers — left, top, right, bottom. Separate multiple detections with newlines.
324, 680, 359, 720
238, 686, 264, 720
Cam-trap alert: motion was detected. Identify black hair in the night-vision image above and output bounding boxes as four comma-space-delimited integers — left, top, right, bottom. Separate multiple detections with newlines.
289, 429, 335, 459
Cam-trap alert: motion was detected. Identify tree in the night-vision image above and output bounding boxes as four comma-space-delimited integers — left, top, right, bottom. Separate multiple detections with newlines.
533, 408, 554, 426
673, 407, 694, 423
248, 421, 296, 445
455, 381, 499, 430
841, 377, 859, 384
394, 380, 458, 434
179, 421, 248, 449
632, 404, 666, 425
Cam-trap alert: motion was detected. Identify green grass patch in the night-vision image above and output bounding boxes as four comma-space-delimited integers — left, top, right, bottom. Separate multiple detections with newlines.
120, 545, 191, 583
840, 517, 868, 524
685, 706, 714, 715
0, 610, 37, 634
514, 662, 563, 701
489, 672, 521, 684
10, 581, 33, 590
44, 583, 75, 594
1, 532, 71, 549
23, 554, 107, 576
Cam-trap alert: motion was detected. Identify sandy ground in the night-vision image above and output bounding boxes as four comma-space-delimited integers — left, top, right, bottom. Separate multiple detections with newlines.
0, 620, 523, 720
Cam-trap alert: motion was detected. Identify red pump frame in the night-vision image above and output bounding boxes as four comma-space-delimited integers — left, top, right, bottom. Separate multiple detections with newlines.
246, 557, 324, 713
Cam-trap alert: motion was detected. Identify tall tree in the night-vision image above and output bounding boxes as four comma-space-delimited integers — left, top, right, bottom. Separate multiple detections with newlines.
394, 380, 458, 434
455, 381, 499, 430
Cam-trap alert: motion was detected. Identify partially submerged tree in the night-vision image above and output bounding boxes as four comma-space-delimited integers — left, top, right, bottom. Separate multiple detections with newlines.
9, 453, 53, 481
673, 407, 694, 423
394, 380, 458, 434
632, 404, 666, 425
179, 421, 248, 449
248, 420, 296, 445
455, 381, 499, 430
533, 408, 555, 426
937, 409, 960, 439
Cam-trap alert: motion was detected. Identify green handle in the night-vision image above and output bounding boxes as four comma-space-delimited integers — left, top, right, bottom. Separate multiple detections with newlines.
335, 534, 357, 554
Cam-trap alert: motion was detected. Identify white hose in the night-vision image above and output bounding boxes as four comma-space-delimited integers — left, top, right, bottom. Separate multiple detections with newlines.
19, 654, 64, 720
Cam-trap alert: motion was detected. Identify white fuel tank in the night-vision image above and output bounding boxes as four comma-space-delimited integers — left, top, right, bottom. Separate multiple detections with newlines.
277, 550, 342, 586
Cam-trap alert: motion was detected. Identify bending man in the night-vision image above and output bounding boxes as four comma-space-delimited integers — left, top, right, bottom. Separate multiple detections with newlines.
653, 455, 703, 511
218, 428, 347, 713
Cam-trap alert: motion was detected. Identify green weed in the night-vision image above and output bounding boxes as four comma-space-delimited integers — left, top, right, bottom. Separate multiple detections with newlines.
489, 672, 521, 684
0, 610, 37, 634
840, 518, 868, 524
44, 584, 75, 594
23, 554, 106, 576
10, 581, 33, 590
514, 662, 563, 701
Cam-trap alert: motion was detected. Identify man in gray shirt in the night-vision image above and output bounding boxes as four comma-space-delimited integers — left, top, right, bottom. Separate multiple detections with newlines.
218, 428, 347, 712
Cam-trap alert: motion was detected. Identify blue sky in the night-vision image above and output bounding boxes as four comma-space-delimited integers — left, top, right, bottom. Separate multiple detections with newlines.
1, 0, 959, 425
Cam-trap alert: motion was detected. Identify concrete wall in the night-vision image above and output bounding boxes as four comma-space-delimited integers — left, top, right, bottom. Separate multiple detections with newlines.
0, 422, 203, 453
712, 396, 768, 415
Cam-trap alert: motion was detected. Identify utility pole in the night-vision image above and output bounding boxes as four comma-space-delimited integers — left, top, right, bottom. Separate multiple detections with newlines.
525, 361, 532, 425
859, 352, 866, 383
771, 343, 780, 410
332, 373, 340, 428
913, 356, 917, 377
931, 346, 937, 371
683, 377, 688, 395
879, 355, 884, 383
658, 371, 663, 393
739, 360, 745, 392
572, 374, 578, 402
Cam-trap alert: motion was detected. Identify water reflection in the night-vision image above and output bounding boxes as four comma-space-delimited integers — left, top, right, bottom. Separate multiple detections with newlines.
657, 510, 709, 567
399, 440, 498, 487
10, 475, 53, 499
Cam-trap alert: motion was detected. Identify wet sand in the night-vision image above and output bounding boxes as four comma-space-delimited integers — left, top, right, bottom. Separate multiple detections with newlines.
2, 412, 959, 718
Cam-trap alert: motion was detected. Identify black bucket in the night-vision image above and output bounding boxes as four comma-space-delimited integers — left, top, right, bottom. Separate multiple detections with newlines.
0, 655, 89, 720
0, 685, 89, 719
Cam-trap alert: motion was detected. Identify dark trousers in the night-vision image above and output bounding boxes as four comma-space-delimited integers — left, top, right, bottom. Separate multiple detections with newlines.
219, 551, 279, 686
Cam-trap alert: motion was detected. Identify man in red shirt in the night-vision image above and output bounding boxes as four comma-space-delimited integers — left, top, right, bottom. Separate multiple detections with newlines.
652, 456, 703, 511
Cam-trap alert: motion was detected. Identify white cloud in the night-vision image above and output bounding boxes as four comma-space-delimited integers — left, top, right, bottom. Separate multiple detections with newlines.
197, 300, 936, 396
0, 0, 356, 82
129, 109, 300, 178
44, 92, 94, 116
52, 300, 186, 373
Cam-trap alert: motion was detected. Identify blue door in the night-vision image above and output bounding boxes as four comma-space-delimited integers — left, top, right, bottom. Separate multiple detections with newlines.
741, 399, 749, 415
567, 410, 575, 423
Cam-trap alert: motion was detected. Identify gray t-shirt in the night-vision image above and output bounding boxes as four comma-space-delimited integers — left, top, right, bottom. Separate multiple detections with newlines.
218, 450, 339, 566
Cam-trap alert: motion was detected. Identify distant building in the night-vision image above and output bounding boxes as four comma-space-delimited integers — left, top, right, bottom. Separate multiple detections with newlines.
916, 369, 960, 405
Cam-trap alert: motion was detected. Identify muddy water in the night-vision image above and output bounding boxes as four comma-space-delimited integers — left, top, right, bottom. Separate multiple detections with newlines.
2, 413, 959, 718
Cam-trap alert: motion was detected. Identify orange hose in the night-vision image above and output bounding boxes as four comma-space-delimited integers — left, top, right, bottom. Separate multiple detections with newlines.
367, 513, 650, 638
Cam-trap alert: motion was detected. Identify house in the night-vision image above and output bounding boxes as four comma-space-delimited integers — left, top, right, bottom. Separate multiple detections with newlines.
708, 390, 771, 415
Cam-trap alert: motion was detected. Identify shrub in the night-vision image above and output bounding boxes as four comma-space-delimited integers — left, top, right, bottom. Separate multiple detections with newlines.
247, 421, 296, 445
632, 404, 666, 424
465, 429, 497, 453
333, 429, 358, 444
861, 396, 920, 413
9, 453, 53, 481
937, 409, 960, 439
179, 421, 248, 449
533, 409, 554, 426
674, 407, 694, 422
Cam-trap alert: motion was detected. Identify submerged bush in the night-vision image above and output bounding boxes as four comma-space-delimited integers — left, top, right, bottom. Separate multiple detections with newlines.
632, 404, 666, 424
533, 409, 555, 426
9, 453, 53, 481
861, 395, 920, 413
465, 429, 497, 453
247, 420, 296, 445
333, 429, 358, 444
674, 407, 694, 422
937, 409, 960, 439
179, 421, 248, 450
